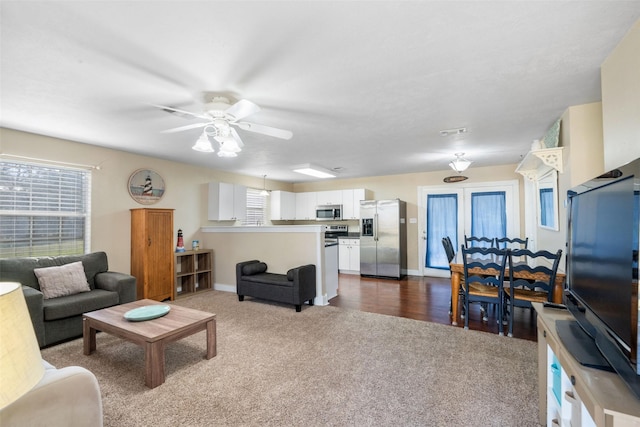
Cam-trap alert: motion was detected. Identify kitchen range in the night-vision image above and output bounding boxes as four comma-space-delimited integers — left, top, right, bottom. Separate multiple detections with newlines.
324, 225, 349, 245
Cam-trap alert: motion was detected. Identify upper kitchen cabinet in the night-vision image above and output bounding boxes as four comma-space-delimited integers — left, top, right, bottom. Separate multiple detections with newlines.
316, 190, 343, 206
271, 190, 296, 220
208, 181, 247, 221
342, 189, 372, 220
295, 192, 317, 220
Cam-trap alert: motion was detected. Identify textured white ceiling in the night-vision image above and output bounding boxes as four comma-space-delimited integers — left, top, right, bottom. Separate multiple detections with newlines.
1, 1, 639, 182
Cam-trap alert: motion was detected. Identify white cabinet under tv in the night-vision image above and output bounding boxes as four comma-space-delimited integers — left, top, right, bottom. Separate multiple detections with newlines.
534, 303, 640, 427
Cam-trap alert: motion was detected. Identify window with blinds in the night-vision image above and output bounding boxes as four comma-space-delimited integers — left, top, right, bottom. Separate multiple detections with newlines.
0, 161, 91, 258
243, 187, 268, 226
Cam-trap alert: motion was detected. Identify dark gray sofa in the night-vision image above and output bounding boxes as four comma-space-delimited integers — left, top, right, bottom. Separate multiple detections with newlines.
0, 251, 136, 347
236, 260, 316, 312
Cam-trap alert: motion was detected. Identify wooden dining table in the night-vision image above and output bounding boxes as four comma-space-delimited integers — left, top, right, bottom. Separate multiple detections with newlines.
449, 251, 565, 326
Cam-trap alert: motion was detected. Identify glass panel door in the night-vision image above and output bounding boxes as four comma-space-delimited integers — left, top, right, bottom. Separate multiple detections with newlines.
419, 180, 520, 277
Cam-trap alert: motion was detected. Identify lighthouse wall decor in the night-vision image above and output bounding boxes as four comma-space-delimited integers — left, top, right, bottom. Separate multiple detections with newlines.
128, 168, 166, 205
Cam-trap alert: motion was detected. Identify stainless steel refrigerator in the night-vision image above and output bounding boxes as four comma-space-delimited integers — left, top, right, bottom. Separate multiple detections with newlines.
360, 199, 407, 279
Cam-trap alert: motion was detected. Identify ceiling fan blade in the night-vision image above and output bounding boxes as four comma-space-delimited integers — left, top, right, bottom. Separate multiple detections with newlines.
230, 128, 245, 148
225, 99, 261, 121
161, 122, 210, 133
234, 122, 293, 140
152, 104, 210, 120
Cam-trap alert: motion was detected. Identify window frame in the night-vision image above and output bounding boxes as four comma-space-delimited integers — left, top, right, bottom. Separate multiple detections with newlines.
242, 187, 268, 226
0, 160, 92, 258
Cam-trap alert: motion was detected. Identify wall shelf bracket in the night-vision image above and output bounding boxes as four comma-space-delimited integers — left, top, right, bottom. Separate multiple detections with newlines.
515, 147, 564, 181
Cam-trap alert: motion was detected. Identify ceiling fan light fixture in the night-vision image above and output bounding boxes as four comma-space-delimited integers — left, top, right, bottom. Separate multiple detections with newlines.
217, 150, 238, 158
192, 131, 215, 153
218, 139, 242, 153
449, 152, 472, 173
292, 163, 336, 179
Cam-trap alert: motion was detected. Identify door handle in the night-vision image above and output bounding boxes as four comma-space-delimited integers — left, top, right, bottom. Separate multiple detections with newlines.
373, 213, 378, 241
148, 238, 152, 246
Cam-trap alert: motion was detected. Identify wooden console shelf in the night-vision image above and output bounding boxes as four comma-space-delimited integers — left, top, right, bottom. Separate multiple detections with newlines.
174, 249, 213, 298
533, 302, 640, 427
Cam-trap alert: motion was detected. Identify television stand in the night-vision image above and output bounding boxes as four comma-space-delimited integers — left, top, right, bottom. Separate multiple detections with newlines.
533, 303, 640, 426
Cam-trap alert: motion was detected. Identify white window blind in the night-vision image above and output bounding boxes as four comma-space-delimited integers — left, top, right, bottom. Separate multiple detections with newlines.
243, 188, 267, 226
0, 161, 91, 258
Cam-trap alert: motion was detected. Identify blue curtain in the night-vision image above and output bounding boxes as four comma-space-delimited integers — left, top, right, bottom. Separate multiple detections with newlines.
426, 194, 458, 269
539, 188, 554, 227
471, 191, 506, 240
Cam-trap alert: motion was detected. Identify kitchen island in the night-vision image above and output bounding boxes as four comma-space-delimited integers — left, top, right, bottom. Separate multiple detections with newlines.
200, 225, 337, 306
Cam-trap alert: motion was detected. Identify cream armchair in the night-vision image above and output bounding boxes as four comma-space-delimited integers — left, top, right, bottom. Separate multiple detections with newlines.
0, 360, 103, 427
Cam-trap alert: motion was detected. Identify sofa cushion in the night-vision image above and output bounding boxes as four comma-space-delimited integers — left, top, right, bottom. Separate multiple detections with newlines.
242, 262, 268, 276
34, 261, 91, 299
43, 289, 119, 321
242, 273, 293, 287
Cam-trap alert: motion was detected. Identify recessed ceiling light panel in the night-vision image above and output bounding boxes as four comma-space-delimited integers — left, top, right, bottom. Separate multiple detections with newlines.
292, 163, 336, 178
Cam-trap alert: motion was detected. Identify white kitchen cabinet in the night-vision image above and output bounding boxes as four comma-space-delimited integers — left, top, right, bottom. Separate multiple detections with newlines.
316, 190, 343, 206
342, 188, 372, 220
270, 190, 296, 220
208, 181, 247, 221
338, 238, 360, 273
295, 192, 317, 220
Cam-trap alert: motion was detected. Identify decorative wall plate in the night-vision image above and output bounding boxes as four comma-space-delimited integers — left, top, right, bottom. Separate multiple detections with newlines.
443, 175, 468, 183
128, 169, 165, 204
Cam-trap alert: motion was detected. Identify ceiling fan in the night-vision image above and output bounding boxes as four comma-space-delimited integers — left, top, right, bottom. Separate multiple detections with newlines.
155, 96, 293, 156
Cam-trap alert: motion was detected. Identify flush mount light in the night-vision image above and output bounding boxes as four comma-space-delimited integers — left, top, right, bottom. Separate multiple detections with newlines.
292, 163, 336, 178
449, 152, 472, 173
439, 127, 468, 137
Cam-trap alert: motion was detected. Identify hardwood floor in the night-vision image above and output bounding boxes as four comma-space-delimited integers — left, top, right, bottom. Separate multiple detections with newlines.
329, 273, 538, 341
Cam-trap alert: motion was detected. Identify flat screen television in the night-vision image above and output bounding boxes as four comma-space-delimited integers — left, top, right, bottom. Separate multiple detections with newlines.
562, 156, 640, 399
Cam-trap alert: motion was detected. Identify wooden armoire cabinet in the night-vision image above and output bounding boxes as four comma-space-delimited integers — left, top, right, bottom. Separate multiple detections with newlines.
130, 208, 175, 301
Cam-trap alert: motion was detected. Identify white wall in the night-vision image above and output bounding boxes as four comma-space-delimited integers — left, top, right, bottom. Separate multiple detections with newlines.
601, 19, 640, 170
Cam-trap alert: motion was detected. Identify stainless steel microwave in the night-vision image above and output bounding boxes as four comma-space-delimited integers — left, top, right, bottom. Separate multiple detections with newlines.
316, 204, 343, 221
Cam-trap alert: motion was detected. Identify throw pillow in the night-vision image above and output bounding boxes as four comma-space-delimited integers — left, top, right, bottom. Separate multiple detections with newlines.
286, 269, 295, 281
34, 261, 91, 299
242, 262, 268, 276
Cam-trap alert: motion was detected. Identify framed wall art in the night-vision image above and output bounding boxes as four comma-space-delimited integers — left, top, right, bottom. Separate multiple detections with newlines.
128, 168, 165, 205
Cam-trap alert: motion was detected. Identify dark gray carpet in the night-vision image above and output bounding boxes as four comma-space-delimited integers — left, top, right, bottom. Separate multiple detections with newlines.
41, 290, 540, 426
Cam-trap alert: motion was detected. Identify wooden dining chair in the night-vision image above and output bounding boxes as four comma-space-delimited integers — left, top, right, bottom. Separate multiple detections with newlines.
464, 235, 496, 249
495, 237, 528, 250
504, 248, 562, 337
442, 236, 467, 317
461, 245, 508, 335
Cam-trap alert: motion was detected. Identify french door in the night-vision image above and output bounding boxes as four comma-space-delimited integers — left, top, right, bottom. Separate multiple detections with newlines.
418, 180, 520, 277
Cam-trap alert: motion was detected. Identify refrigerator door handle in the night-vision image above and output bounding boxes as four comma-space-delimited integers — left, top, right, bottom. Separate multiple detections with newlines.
374, 213, 378, 241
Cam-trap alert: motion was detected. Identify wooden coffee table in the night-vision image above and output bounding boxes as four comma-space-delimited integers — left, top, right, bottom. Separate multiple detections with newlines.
83, 299, 216, 388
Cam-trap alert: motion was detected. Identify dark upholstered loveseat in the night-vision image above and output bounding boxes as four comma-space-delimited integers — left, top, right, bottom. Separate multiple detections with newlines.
0, 251, 136, 347
236, 260, 316, 312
